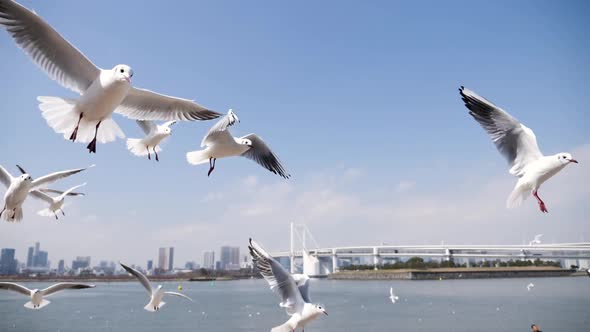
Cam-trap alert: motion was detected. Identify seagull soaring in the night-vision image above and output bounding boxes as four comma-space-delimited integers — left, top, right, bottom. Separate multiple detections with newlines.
459, 87, 578, 213
126, 120, 176, 161
0, 282, 94, 310
120, 262, 192, 312
0, 0, 220, 153
529, 234, 543, 246
186, 110, 290, 178
30, 183, 86, 220
248, 238, 327, 332
526, 283, 535, 291
0, 164, 93, 222
389, 287, 399, 304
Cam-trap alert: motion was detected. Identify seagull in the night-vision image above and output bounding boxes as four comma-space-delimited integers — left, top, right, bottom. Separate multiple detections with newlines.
0, 282, 95, 310
0, 0, 220, 153
186, 110, 290, 178
0, 164, 93, 222
248, 238, 327, 332
527, 283, 535, 291
529, 234, 543, 246
389, 287, 399, 304
127, 120, 177, 161
29, 183, 86, 220
459, 87, 578, 213
119, 262, 192, 312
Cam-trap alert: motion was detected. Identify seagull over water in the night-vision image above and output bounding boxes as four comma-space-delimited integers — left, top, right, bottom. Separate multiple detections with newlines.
186, 110, 290, 178
0, 164, 93, 222
459, 87, 578, 213
248, 238, 327, 332
120, 262, 192, 312
0, 0, 220, 153
389, 287, 399, 304
30, 183, 86, 220
526, 283, 535, 291
127, 120, 176, 161
0, 282, 94, 310
529, 234, 543, 246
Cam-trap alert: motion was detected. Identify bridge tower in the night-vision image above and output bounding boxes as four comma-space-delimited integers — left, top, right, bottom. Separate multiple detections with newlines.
290, 222, 320, 274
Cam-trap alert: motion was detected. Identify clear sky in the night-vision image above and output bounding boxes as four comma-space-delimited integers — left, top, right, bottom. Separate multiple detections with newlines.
0, 0, 589, 268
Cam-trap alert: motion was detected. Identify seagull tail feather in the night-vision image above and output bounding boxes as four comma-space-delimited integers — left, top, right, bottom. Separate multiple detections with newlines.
186, 149, 210, 165
507, 183, 529, 208
126, 138, 159, 157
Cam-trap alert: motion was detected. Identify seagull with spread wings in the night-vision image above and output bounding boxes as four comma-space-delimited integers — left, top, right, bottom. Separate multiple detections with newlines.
0, 164, 93, 222
459, 87, 578, 213
0, 0, 220, 153
186, 110, 290, 178
248, 238, 327, 332
0, 282, 94, 310
529, 234, 543, 246
126, 120, 176, 161
120, 262, 192, 312
29, 183, 86, 220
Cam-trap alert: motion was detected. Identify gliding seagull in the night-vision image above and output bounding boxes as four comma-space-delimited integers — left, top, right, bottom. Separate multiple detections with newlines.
459, 87, 578, 213
30, 183, 86, 220
0, 0, 220, 153
126, 120, 176, 161
529, 234, 543, 246
0, 282, 94, 310
389, 287, 399, 304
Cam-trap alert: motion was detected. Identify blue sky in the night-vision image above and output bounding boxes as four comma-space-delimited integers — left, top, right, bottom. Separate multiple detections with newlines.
0, 1, 589, 267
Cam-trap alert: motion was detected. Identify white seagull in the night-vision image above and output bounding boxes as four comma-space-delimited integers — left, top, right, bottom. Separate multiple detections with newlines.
529, 234, 543, 246
526, 283, 535, 291
389, 287, 399, 304
0, 0, 220, 153
248, 238, 327, 332
459, 86, 578, 213
126, 120, 176, 161
29, 183, 86, 220
0, 282, 95, 310
120, 262, 192, 312
0, 164, 93, 222
186, 110, 290, 178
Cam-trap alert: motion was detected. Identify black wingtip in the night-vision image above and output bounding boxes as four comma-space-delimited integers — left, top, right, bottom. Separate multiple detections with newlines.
15, 165, 26, 174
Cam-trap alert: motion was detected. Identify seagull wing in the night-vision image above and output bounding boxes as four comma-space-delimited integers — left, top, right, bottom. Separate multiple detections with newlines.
162, 120, 177, 128
292, 274, 312, 303
459, 87, 543, 177
164, 291, 193, 302
120, 262, 152, 295
0, 0, 100, 94
116, 87, 221, 121
41, 282, 94, 296
31, 165, 93, 189
0, 164, 13, 188
240, 134, 290, 179
0, 282, 31, 296
57, 183, 87, 199
201, 111, 239, 147
37, 188, 85, 197
29, 190, 53, 203
136, 120, 156, 136
248, 238, 304, 315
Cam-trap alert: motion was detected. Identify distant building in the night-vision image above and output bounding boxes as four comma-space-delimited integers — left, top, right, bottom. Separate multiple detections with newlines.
203, 251, 215, 270
0, 248, 18, 275
25, 242, 48, 268
185, 261, 199, 270
158, 247, 174, 272
221, 246, 240, 270
95, 261, 115, 275
215, 261, 222, 270
26, 247, 34, 267
147, 260, 153, 271
57, 260, 65, 274
72, 256, 91, 270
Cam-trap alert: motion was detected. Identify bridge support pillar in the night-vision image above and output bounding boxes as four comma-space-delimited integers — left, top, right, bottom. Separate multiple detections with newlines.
332, 249, 338, 273
373, 247, 380, 270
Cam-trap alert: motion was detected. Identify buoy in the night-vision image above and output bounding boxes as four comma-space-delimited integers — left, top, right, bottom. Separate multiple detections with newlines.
178, 284, 183, 291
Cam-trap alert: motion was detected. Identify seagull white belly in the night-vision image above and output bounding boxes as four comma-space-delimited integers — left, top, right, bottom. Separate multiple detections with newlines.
209, 143, 249, 159
4, 184, 28, 209
76, 76, 130, 121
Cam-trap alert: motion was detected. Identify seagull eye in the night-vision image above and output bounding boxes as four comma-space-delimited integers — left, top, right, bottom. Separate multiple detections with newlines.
120, 69, 124, 73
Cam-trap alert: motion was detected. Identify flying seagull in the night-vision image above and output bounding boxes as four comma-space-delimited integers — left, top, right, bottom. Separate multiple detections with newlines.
459, 87, 578, 213
248, 238, 327, 332
529, 234, 543, 246
29, 183, 86, 220
119, 262, 192, 312
389, 287, 399, 304
186, 110, 290, 178
526, 283, 535, 291
0, 0, 220, 153
0, 282, 94, 310
0, 164, 93, 222
126, 120, 176, 161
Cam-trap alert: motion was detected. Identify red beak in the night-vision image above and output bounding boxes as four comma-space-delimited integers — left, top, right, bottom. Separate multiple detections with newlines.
570, 159, 579, 164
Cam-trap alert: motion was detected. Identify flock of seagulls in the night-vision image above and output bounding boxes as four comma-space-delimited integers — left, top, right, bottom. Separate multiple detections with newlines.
0, 0, 583, 330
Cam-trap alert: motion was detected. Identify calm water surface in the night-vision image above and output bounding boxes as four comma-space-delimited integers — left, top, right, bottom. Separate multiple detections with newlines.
0, 277, 588, 331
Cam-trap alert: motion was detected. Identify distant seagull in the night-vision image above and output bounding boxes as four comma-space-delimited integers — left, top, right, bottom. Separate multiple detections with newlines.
0, 0, 220, 153
527, 283, 535, 291
186, 110, 290, 178
30, 183, 86, 220
529, 234, 543, 246
248, 238, 327, 332
459, 87, 578, 213
119, 262, 192, 312
127, 120, 177, 161
0, 282, 94, 310
389, 287, 399, 304
586, 269, 590, 278
0, 164, 93, 222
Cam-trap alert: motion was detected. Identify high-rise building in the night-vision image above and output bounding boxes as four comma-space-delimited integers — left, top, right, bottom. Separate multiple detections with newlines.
220, 246, 240, 270
203, 251, 215, 270
147, 260, 153, 271
37, 251, 48, 268
0, 248, 17, 275
57, 260, 65, 274
72, 256, 91, 270
168, 247, 174, 271
26, 242, 48, 268
158, 247, 174, 271
26, 247, 34, 267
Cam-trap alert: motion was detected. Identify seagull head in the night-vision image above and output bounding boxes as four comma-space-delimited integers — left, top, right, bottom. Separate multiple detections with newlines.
557, 153, 578, 165
19, 174, 32, 183
313, 304, 328, 316
112, 64, 133, 84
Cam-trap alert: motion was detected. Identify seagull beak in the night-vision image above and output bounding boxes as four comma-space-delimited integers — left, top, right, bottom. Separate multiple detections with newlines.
569, 159, 579, 164
323, 311, 328, 316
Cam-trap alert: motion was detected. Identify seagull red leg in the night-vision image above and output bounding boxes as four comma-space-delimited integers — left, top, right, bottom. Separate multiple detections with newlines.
533, 190, 548, 213
154, 147, 159, 162
86, 120, 101, 154
69, 113, 83, 142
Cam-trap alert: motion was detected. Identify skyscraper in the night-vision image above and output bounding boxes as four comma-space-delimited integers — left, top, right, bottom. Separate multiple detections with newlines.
220, 246, 240, 270
203, 251, 215, 270
158, 247, 174, 272
72, 256, 91, 270
147, 260, 153, 271
26, 242, 48, 268
57, 260, 65, 274
168, 247, 174, 271
0, 248, 17, 275
26, 247, 34, 267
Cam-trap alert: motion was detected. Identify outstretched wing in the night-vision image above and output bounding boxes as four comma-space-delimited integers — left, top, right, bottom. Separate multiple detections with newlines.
37, 188, 85, 197
292, 274, 311, 303
0, 282, 31, 296
117, 87, 221, 121
28, 190, 52, 203
120, 262, 152, 295
41, 282, 94, 296
240, 134, 290, 179
136, 120, 157, 135
0, 0, 100, 94
201, 110, 239, 147
31, 165, 94, 189
459, 86, 543, 177
164, 291, 193, 302
0, 165, 13, 188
